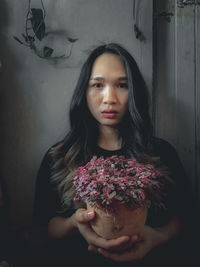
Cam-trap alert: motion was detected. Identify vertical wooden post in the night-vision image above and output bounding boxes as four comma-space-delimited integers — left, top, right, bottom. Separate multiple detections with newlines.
154, 0, 200, 205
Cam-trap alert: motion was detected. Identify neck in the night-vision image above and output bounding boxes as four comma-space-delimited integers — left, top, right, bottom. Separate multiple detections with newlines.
98, 125, 122, 150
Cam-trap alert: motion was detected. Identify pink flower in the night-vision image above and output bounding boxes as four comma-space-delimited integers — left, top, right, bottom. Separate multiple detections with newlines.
73, 155, 169, 210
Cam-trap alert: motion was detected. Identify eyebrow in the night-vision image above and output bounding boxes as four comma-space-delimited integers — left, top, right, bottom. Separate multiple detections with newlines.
89, 76, 128, 81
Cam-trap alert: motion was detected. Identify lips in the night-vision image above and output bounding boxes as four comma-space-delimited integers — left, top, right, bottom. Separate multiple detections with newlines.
102, 109, 118, 118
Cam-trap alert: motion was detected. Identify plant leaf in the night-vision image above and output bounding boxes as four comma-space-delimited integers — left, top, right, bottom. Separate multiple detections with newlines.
43, 46, 54, 58
31, 8, 45, 41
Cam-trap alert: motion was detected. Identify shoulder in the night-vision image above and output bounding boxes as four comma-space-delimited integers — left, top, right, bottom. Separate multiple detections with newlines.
35, 140, 65, 183
34, 141, 65, 203
41, 140, 64, 166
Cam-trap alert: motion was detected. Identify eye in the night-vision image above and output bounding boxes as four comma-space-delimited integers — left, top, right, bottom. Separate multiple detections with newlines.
91, 83, 103, 88
117, 83, 128, 89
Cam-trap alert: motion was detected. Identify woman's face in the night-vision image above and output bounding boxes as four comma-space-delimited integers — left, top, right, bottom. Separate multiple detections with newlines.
86, 53, 129, 128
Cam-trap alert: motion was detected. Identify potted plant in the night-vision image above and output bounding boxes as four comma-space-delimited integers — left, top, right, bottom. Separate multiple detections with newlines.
73, 155, 170, 239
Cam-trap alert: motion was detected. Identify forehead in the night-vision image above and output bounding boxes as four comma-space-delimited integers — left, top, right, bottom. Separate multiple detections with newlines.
90, 53, 126, 76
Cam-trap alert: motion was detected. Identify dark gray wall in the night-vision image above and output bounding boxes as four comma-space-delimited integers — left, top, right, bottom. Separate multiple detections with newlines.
0, 0, 153, 227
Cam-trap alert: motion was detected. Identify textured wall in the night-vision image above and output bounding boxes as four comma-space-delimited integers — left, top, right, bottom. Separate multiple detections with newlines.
0, 0, 152, 227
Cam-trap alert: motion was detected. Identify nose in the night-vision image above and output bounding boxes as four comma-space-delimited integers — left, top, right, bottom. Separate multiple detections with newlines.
103, 85, 117, 104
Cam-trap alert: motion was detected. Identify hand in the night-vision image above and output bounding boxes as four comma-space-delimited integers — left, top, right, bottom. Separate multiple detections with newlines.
88, 234, 140, 253
73, 208, 136, 251
93, 225, 167, 263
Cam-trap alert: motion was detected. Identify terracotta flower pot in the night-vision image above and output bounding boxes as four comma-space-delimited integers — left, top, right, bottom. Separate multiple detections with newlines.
87, 201, 148, 239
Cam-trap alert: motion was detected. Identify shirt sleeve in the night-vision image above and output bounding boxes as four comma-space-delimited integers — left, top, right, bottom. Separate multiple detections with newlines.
32, 150, 61, 227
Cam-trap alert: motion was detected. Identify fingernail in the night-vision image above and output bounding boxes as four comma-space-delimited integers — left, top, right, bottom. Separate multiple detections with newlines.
87, 211, 94, 218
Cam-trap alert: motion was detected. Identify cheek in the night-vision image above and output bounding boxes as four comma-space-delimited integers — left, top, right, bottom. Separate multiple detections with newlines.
87, 91, 101, 105
120, 93, 129, 108
86, 91, 101, 112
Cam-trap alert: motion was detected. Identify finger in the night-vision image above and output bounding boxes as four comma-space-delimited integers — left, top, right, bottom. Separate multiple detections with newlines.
136, 232, 143, 241
107, 236, 136, 252
97, 248, 126, 262
98, 248, 139, 263
81, 227, 130, 250
76, 209, 95, 223
78, 220, 131, 250
94, 235, 130, 250
113, 235, 138, 252
109, 235, 130, 245
130, 234, 141, 243
88, 244, 98, 253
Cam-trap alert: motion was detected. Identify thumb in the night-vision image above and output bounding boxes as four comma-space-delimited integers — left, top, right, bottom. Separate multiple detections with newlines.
76, 209, 95, 223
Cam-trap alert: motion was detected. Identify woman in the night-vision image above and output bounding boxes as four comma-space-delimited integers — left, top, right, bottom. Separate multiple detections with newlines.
33, 43, 190, 266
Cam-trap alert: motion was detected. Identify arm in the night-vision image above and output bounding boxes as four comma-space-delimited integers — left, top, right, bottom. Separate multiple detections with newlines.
154, 215, 182, 245
47, 209, 96, 239
47, 216, 78, 239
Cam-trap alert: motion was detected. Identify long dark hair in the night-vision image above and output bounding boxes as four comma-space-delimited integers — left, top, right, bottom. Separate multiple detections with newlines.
50, 43, 153, 207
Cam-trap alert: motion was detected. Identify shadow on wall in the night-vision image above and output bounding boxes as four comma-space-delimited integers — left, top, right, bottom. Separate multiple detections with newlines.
0, 0, 14, 214
0, 0, 45, 264
0, 0, 42, 228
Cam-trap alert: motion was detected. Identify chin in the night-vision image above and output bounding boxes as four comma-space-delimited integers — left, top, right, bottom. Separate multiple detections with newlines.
100, 120, 120, 127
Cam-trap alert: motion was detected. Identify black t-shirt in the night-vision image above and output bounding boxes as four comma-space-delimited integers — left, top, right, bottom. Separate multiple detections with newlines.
33, 137, 189, 228
31, 137, 194, 267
